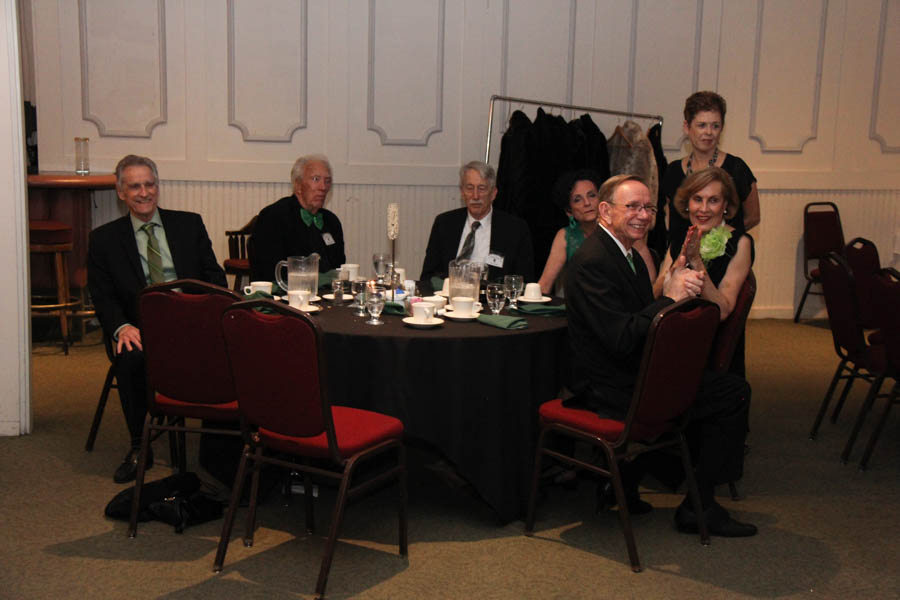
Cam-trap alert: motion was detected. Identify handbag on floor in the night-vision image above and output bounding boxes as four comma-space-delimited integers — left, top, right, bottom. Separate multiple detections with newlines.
104, 472, 204, 524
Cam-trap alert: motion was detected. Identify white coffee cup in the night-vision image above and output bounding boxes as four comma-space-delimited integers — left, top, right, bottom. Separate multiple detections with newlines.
244, 281, 272, 295
288, 289, 311, 309
523, 282, 543, 300
412, 301, 435, 322
340, 263, 359, 281
451, 296, 475, 317
424, 295, 446, 311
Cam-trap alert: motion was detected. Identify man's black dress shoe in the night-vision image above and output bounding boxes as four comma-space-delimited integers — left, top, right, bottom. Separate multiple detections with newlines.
113, 447, 153, 484
674, 500, 757, 537
596, 481, 653, 515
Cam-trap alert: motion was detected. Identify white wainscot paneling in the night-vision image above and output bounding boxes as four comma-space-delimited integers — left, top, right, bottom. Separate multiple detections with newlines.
228, 0, 307, 142
92, 181, 462, 285
78, 0, 166, 137
749, 0, 827, 152
502, 0, 576, 105
367, 0, 443, 146
632, 0, 706, 151
870, 0, 900, 152
751, 188, 900, 319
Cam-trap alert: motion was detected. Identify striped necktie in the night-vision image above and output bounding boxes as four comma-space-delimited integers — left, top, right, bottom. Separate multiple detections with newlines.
457, 221, 481, 260
141, 222, 165, 284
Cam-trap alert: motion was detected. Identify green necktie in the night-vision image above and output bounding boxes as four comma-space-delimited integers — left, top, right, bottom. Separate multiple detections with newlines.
301, 208, 324, 230
626, 252, 636, 274
141, 222, 165, 284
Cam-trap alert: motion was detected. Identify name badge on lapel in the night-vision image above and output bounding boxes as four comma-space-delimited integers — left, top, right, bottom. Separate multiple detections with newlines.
321, 232, 336, 246
486, 252, 504, 268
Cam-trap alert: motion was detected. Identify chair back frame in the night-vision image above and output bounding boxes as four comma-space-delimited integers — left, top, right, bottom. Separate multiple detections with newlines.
221, 299, 343, 466
710, 270, 757, 373
818, 252, 867, 362
802, 202, 844, 281
225, 216, 257, 262
844, 237, 881, 329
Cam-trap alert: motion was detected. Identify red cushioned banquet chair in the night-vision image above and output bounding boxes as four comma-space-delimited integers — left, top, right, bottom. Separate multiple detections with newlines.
215, 299, 407, 600
808, 254, 887, 463
709, 270, 757, 499
525, 298, 720, 572
843, 237, 881, 331
127, 280, 243, 537
795, 202, 844, 323
856, 268, 899, 471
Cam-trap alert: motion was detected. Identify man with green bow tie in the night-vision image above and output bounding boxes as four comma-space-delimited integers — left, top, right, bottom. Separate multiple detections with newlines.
250, 154, 346, 282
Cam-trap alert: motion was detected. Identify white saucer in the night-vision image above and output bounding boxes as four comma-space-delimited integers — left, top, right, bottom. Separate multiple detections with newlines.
518, 295, 552, 303
443, 311, 479, 321
402, 316, 444, 329
296, 304, 321, 313
322, 293, 336, 301
445, 304, 482, 314
434, 290, 449, 297
310, 295, 321, 302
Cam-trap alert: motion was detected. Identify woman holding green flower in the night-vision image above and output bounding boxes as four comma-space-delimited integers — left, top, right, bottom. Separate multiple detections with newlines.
653, 167, 754, 374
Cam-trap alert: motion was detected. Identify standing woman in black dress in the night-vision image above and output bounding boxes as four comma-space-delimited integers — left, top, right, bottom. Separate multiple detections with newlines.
662, 91, 760, 252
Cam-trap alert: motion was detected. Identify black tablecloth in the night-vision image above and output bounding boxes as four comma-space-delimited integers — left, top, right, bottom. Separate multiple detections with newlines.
313, 301, 569, 522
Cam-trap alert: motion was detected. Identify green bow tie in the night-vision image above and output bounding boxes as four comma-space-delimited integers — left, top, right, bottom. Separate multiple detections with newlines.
301, 208, 324, 230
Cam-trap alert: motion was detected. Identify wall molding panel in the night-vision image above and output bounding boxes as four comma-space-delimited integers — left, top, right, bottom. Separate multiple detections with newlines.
366, 0, 445, 146
77, 0, 167, 137
748, 0, 828, 153
227, 0, 308, 143
869, 0, 900, 153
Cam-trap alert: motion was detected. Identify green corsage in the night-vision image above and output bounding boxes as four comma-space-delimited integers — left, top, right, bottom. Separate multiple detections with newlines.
699, 225, 732, 264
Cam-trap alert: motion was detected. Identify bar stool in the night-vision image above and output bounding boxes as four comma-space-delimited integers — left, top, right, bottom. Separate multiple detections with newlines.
29, 220, 81, 354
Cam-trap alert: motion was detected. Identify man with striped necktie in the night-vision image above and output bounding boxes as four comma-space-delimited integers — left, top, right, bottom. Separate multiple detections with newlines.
88, 155, 226, 483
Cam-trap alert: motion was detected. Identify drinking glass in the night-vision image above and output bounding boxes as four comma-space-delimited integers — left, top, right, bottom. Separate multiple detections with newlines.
331, 278, 344, 304
372, 253, 390, 283
366, 291, 385, 325
486, 283, 506, 315
351, 280, 368, 316
504, 274, 524, 310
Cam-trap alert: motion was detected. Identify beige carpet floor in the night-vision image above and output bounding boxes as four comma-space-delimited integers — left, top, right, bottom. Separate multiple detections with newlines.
2, 319, 898, 599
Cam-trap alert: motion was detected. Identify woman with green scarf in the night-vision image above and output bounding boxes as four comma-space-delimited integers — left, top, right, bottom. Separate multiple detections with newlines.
654, 167, 754, 375
538, 169, 603, 296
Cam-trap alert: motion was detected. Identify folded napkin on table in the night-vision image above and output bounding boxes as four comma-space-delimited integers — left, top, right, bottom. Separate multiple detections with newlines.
477, 314, 528, 329
382, 302, 407, 316
513, 303, 566, 316
242, 291, 280, 314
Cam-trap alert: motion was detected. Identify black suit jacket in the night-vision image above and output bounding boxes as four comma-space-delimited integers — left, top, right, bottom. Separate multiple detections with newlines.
87, 208, 227, 339
249, 195, 346, 282
564, 227, 674, 417
419, 207, 535, 286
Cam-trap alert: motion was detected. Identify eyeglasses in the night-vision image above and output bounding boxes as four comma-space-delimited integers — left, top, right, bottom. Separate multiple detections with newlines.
609, 202, 658, 215
463, 184, 491, 195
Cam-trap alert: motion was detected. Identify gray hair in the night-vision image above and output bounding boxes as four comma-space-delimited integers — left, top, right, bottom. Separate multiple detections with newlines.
290, 154, 332, 185
115, 155, 159, 188
597, 174, 648, 206
459, 160, 496, 190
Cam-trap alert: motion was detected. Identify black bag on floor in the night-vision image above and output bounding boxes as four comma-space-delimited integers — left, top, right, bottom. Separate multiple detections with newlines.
147, 491, 224, 534
104, 472, 203, 523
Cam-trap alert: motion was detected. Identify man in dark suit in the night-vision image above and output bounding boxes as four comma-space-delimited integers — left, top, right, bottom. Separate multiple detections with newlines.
250, 154, 345, 282
88, 155, 226, 483
565, 174, 756, 537
419, 160, 534, 288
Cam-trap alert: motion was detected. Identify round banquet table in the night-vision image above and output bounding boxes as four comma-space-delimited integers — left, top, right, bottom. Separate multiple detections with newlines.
312, 300, 569, 523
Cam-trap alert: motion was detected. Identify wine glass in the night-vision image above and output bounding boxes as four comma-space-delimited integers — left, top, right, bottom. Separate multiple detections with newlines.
504, 274, 524, 310
486, 283, 506, 315
372, 253, 390, 283
351, 280, 368, 316
365, 291, 385, 325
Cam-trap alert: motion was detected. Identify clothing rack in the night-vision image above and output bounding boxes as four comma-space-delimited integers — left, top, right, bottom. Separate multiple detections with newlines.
484, 94, 664, 163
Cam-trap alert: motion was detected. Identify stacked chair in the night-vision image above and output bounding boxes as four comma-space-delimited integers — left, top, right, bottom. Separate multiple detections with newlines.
215, 299, 407, 599
525, 298, 720, 572
808, 253, 889, 464
795, 202, 844, 322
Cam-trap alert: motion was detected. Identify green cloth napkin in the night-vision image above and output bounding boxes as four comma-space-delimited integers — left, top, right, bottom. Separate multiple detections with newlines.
513, 303, 566, 316
382, 301, 407, 316
477, 314, 528, 329
430, 276, 445, 294
243, 290, 276, 301
319, 269, 338, 289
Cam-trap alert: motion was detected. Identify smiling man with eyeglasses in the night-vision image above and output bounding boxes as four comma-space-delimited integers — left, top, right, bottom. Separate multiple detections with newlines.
250, 154, 346, 282
564, 174, 757, 538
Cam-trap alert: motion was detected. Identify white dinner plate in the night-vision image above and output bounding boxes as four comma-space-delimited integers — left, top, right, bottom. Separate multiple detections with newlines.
443, 311, 479, 322
402, 316, 444, 329
517, 295, 552, 303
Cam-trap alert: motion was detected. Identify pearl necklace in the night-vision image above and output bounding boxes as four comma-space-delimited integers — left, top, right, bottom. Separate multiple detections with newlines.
686, 147, 718, 175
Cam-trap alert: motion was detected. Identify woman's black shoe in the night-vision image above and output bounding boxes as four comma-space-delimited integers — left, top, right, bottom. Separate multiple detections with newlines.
596, 481, 653, 515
